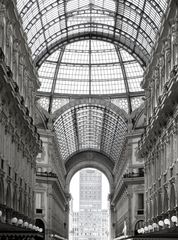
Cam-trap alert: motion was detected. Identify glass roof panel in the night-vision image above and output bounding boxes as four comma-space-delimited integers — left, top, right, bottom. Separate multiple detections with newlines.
51, 98, 70, 113
37, 97, 50, 112
131, 97, 144, 111
111, 98, 129, 114
124, 62, 143, 78
127, 77, 143, 92
39, 77, 53, 92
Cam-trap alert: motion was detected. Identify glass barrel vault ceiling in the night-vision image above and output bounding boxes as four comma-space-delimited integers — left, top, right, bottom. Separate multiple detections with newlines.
53, 104, 127, 162
16, 0, 168, 162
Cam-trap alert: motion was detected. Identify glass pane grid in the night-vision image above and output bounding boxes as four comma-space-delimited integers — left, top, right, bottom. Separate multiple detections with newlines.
131, 97, 144, 111
127, 77, 143, 92
111, 98, 129, 113
17, 0, 168, 59
38, 62, 56, 77
37, 40, 144, 96
54, 104, 127, 161
38, 97, 50, 111
39, 77, 53, 92
51, 98, 70, 113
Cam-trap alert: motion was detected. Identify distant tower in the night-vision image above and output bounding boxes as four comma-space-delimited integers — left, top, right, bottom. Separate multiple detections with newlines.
79, 169, 102, 210
78, 169, 106, 240
70, 169, 109, 240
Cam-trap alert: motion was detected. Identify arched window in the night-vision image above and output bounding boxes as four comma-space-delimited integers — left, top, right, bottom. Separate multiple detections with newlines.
35, 218, 45, 236
158, 191, 162, 216
153, 195, 157, 217
163, 188, 169, 213
135, 220, 144, 235
0, 16, 6, 54
13, 188, 18, 211
18, 191, 23, 213
6, 184, 11, 208
170, 183, 176, 210
0, 178, 4, 204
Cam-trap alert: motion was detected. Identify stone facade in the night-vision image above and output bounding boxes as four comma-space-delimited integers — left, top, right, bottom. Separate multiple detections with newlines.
138, 0, 178, 234
35, 129, 69, 240
111, 130, 145, 237
0, 0, 41, 235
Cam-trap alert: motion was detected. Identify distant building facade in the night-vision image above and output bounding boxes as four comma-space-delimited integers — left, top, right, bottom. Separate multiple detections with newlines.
70, 169, 109, 240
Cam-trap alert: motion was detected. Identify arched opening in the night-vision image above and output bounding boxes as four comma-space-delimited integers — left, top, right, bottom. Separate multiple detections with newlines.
153, 195, 157, 218
170, 183, 176, 210
28, 199, 32, 218
18, 191, 23, 213
23, 195, 27, 215
163, 188, 169, 213
134, 220, 144, 236
6, 184, 11, 208
0, 178, 4, 205
69, 168, 110, 240
12, 188, 18, 211
158, 191, 162, 216
35, 219, 45, 239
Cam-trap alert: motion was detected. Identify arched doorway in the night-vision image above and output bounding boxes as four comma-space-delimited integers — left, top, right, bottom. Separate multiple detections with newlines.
35, 219, 45, 240
0, 178, 4, 205
135, 220, 144, 235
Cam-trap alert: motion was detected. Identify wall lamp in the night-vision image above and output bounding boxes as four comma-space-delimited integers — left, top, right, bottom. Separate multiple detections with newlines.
158, 220, 164, 227
152, 222, 158, 229
164, 218, 170, 227
171, 216, 178, 226
18, 219, 23, 225
11, 217, 18, 224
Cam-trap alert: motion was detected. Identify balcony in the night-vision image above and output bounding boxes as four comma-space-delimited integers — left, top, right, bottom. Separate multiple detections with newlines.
123, 171, 144, 179
36, 171, 57, 178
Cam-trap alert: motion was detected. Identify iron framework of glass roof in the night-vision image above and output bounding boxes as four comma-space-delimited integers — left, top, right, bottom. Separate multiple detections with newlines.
16, 0, 168, 163
17, 0, 168, 66
54, 104, 127, 162
37, 40, 144, 114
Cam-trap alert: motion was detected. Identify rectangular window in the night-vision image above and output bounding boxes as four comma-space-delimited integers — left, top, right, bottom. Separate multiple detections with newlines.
35, 192, 43, 209
8, 166, 11, 176
15, 173, 17, 181
137, 193, 144, 215
1, 159, 4, 169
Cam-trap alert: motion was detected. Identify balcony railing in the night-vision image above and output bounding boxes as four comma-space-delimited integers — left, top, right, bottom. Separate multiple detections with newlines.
123, 172, 144, 178
137, 209, 144, 215
36, 171, 57, 178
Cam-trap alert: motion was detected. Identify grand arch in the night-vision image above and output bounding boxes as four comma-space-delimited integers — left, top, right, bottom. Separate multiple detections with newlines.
65, 151, 114, 193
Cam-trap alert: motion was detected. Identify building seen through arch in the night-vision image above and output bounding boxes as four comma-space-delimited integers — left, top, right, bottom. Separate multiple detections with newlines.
0, 0, 178, 240
69, 168, 110, 240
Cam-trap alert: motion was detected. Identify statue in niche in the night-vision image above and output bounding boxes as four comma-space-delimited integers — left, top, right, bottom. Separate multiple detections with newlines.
36, 145, 46, 163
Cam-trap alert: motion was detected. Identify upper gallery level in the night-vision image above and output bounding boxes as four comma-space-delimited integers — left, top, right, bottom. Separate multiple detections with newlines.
0, 1, 40, 119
